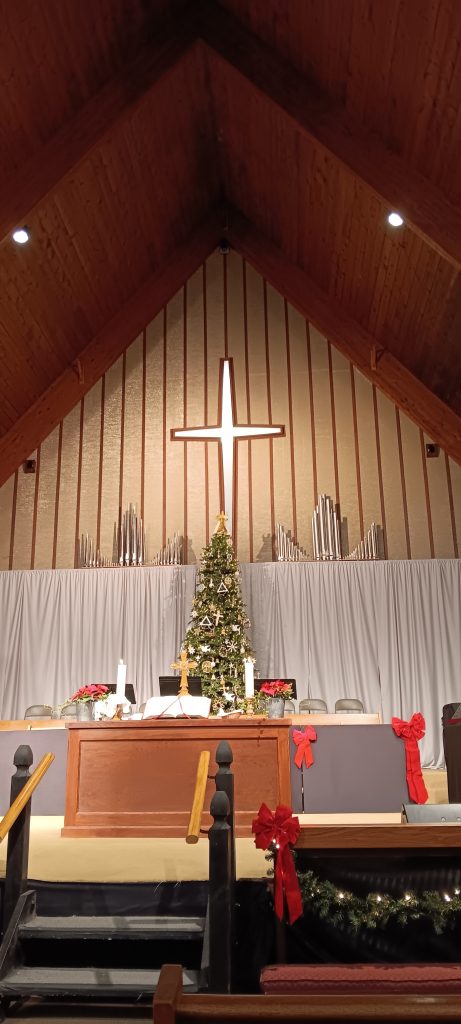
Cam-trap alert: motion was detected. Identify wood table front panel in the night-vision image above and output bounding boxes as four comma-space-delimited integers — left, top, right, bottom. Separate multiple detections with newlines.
62, 719, 292, 838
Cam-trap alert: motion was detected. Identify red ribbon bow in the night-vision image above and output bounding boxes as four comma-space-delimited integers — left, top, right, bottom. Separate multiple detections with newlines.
292, 726, 317, 768
392, 712, 428, 804
252, 803, 303, 924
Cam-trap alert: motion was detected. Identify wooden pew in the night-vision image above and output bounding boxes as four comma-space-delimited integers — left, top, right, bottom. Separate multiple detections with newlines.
153, 964, 461, 1022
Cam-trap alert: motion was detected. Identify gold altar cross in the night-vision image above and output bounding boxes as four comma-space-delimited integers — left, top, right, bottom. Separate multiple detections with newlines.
171, 649, 198, 697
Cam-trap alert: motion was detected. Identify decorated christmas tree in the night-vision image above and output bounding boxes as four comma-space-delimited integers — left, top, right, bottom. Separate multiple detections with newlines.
182, 512, 253, 712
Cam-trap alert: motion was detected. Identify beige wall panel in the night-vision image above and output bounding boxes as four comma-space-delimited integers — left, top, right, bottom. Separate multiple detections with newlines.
354, 370, 383, 544
424, 435, 455, 557
376, 391, 408, 559
186, 267, 206, 564
34, 427, 59, 569
144, 312, 164, 560
245, 263, 272, 561
310, 325, 335, 501
0, 475, 14, 569
204, 253, 224, 537
266, 285, 292, 536
287, 306, 313, 554
11, 450, 37, 569
399, 415, 430, 558
79, 381, 103, 544
448, 457, 461, 556
121, 334, 143, 521
331, 347, 361, 555
99, 357, 123, 563
225, 252, 250, 561
55, 404, 81, 568
165, 289, 185, 547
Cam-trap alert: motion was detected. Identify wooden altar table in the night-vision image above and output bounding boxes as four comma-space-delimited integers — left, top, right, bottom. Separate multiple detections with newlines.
62, 718, 292, 839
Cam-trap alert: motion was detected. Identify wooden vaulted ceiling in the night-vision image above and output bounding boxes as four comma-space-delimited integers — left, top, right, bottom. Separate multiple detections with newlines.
1, 0, 461, 486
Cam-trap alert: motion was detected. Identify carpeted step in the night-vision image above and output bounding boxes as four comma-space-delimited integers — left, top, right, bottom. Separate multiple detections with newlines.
0, 965, 199, 996
20, 914, 205, 940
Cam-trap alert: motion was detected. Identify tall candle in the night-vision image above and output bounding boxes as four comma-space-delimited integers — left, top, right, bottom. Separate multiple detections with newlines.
244, 659, 254, 699
116, 659, 126, 700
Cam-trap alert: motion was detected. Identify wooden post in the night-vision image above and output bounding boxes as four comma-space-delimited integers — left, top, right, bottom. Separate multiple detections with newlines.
215, 740, 235, 884
2, 746, 33, 935
208, 790, 232, 994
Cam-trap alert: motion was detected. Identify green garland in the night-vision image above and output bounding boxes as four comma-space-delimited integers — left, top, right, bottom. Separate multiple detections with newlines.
297, 869, 461, 935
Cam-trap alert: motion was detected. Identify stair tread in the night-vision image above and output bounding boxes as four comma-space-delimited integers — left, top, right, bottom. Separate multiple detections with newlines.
21, 914, 205, 935
0, 966, 199, 994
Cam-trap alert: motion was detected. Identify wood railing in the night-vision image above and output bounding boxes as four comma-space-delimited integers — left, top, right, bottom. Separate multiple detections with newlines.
186, 742, 236, 994
0, 753, 54, 842
186, 750, 210, 844
1, 745, 54, 935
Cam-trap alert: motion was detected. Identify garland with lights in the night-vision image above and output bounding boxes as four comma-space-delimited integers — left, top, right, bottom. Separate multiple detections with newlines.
296, 869, 461, 935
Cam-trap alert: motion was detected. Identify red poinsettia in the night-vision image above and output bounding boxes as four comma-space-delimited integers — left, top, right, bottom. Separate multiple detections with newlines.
69, 684, 109, 703
260, 680, 292, 698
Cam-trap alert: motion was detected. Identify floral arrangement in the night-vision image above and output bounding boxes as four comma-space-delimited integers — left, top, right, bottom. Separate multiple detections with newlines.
69, 684, 109, 703
260, 680, 292, 699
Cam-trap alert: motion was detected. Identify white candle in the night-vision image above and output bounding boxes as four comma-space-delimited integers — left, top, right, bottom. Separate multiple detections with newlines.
116, 659, 126, 700
244, 659, 254, 699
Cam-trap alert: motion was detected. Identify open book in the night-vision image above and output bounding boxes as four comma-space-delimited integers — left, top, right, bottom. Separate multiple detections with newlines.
142, 694, 211, 719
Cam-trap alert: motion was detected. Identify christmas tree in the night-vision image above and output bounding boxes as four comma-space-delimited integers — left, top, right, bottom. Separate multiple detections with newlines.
182, 512, 253, 712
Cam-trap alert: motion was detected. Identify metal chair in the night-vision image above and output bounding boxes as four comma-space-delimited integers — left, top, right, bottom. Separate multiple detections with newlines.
335, 698, 364, 713
284, 699, 296, 714
299, 698, 327, 713
60, 702, 78, 718
24, 704, 53, 720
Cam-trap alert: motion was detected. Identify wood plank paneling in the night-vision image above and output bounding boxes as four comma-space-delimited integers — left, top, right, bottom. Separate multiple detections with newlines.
55, 404, 81, 568
204, 254, 225, 537
78, 382, 103, 549
331, 348, 360, 556
34, 427, 60, 569
186, 267, 207, 564
0, 476, 14, 570
165, 290, 186, 550
2, 249, 459, 568
226, 252, 249, 561
144, 313, 165, 562
244, 264, 272, 561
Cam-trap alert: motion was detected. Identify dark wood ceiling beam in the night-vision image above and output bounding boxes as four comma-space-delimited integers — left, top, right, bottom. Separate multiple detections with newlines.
201, 2, 461, 272
226, 208, 461, 465
0, 20, 198, 246
0, 209, 223, 487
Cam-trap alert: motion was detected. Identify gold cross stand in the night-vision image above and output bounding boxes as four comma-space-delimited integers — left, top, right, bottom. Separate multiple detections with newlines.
171, 650, 198, 697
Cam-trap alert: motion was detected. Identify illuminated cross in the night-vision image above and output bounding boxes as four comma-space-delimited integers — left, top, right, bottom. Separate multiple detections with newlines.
171, 358, 285, 536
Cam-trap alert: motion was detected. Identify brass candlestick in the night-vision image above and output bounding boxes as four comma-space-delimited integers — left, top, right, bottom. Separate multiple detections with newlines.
246, 696, 255, 716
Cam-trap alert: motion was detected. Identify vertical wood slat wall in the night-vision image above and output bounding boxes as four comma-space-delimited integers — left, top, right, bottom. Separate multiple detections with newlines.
0, 249, 460, 570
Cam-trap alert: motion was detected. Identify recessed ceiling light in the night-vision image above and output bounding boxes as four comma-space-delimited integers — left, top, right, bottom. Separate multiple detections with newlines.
387, 212, 404, 227
12, 227, 30, 244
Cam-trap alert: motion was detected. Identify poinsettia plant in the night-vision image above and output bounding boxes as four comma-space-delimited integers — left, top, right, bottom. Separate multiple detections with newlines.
69, 684, 109, 703
260, 680, 292, 699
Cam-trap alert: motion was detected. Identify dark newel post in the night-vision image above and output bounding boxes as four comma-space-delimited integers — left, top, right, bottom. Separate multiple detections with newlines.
2, 746, 33, 935
215, 740, 235, 885
208, 790, 232, 994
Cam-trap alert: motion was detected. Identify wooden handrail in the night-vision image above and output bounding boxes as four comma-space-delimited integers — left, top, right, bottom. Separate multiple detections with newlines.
186, 750, 210, 844
0, 753, 54, 842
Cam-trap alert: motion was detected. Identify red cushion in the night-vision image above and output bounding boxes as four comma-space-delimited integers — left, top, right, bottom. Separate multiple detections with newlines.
261, 963, 461, 994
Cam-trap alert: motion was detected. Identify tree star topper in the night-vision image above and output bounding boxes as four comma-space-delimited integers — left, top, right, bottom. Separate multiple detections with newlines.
171, 358, 285, 536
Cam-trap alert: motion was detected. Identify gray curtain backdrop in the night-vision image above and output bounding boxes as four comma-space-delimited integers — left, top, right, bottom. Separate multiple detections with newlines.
0, 560, 460, 767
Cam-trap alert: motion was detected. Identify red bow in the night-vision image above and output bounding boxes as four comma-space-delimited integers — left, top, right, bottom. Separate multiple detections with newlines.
392, 713, 428, 804
292, 726, 317, 768
252, 803, 303, 924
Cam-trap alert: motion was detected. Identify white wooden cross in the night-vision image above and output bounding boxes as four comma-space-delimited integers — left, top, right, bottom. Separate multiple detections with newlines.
171, 358, 285, 536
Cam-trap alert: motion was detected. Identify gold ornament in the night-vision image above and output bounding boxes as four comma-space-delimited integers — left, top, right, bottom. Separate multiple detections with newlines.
201, 660, 213, 674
